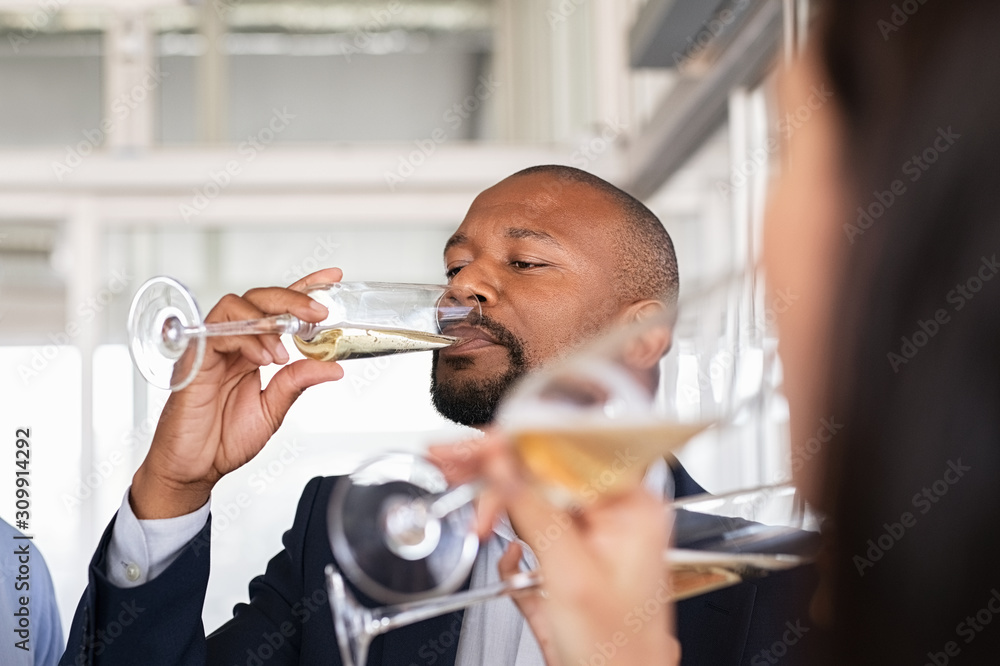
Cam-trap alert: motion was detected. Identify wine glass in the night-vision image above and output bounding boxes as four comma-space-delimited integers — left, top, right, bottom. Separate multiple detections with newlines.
126, 277, 480, 391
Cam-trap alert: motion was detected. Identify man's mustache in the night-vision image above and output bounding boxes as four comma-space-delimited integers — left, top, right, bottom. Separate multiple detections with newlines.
467, 314, 520, 349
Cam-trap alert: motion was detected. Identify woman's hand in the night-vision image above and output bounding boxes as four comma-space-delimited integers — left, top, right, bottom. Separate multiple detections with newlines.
430, 434, 681, 666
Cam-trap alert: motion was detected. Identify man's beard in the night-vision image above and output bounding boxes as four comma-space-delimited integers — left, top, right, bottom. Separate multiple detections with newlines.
430, 315, 528, 427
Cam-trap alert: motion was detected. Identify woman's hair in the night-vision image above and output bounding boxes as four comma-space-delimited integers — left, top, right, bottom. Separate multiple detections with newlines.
818, 1, 1000, 662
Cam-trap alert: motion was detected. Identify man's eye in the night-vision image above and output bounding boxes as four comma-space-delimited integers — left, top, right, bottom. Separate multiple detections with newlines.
445, 266, 464, 279
511, 261, 544, 270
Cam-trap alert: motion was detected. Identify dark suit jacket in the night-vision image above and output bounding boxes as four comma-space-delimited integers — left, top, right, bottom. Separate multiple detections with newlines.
61, 461, 817, 665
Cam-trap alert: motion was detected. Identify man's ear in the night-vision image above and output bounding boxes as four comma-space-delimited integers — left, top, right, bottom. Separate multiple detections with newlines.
617, 299, 674, 370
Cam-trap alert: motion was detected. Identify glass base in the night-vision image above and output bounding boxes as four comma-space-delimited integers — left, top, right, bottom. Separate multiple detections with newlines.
127, 276, 205, 391
326, 453, 479, 604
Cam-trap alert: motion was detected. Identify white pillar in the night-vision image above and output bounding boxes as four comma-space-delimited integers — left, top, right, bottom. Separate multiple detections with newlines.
67, 197, 99, 546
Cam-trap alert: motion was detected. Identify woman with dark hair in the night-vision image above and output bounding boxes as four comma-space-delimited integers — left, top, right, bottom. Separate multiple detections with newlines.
437, 0, 1000, 663
775, 0, 1000, 662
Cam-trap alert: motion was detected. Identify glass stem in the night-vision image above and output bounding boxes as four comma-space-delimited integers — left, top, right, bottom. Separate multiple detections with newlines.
427, 481, 485, 519
186, 313, 309, 338
377, 571, 540, 635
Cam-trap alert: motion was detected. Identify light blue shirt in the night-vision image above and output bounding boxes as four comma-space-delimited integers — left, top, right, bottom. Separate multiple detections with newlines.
0, 518, 63, 666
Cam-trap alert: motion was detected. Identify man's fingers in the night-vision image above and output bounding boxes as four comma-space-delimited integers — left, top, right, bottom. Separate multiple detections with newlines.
259, 359, 344, 430
242, 286, 331, 323
288, 267, 343, 292
202, 294, 284, 366
256, 334, 290, 364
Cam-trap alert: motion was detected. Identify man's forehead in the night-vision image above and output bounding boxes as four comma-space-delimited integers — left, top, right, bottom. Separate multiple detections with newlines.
445, 175, 616, 252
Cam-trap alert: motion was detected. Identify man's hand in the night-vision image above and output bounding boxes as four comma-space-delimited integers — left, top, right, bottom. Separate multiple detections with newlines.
431, 435, 681, 666
130, 268, 345, 519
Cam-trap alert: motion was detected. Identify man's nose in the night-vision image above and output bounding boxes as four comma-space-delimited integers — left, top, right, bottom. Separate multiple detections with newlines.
449, 263, 497, 307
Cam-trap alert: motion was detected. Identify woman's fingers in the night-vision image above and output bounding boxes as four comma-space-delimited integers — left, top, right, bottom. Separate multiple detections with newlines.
429, 431, 506, 485
499, 542, 540, 607
475, 488, 503, 539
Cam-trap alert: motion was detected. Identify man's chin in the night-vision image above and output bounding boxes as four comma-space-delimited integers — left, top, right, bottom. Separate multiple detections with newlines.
430, 351, 522, 427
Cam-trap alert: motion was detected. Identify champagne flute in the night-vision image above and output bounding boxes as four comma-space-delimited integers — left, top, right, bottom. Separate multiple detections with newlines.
126, 277, 480, 391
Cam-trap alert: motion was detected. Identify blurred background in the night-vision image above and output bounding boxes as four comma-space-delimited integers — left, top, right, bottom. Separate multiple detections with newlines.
0, 0, 806, 634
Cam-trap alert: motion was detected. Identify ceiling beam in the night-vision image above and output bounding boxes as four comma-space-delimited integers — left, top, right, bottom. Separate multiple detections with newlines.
624, 0, 782, 200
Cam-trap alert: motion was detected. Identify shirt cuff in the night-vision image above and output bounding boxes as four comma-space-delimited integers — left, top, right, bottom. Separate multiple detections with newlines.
105, 485, 211, 588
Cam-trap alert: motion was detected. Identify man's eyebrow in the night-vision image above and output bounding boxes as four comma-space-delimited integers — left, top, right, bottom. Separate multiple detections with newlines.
504, 227, 563, 247
444, 228, 563, 255
444, 233, 467, 255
